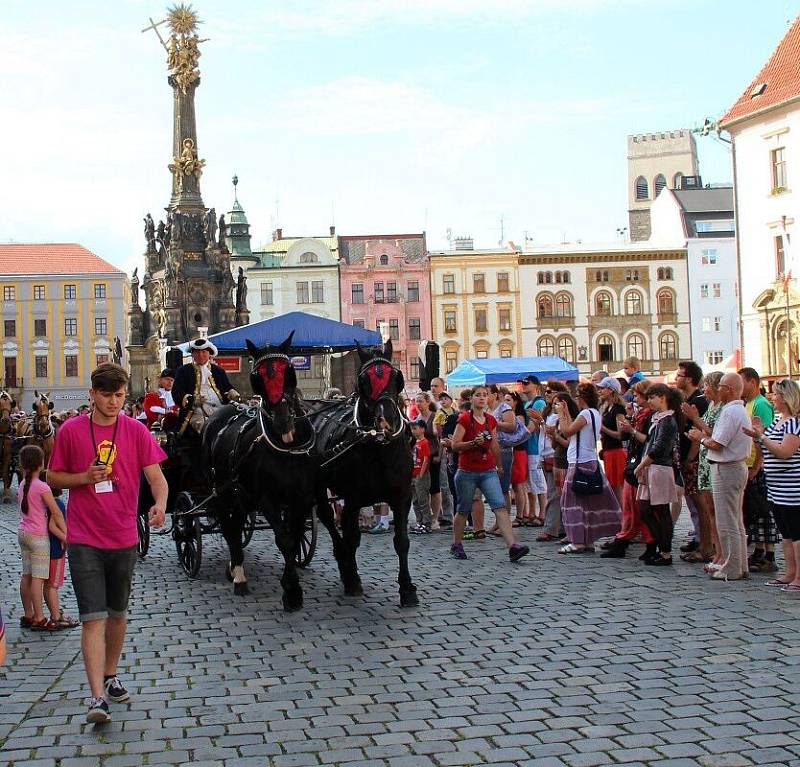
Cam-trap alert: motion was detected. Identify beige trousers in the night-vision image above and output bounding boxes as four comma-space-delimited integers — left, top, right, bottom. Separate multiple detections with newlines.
710, 461, 748, 579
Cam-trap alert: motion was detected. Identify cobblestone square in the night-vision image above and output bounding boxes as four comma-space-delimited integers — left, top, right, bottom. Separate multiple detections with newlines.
2, 503, 800, 766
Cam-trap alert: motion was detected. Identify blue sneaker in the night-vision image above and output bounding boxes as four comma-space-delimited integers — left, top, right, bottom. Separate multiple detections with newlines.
367, 522, 390, 534
450, 543, 468, 560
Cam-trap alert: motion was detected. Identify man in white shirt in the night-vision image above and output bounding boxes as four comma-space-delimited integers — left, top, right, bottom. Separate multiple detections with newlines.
689, 372, 752, 581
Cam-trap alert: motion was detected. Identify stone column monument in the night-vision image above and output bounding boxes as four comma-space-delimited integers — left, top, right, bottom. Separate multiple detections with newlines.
127, 4, 243, 395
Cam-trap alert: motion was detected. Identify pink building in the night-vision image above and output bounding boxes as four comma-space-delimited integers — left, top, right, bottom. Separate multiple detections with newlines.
338, 234, 432, 384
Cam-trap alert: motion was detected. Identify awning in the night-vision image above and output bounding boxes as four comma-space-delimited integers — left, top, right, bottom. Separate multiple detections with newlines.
445, 356, 579, 387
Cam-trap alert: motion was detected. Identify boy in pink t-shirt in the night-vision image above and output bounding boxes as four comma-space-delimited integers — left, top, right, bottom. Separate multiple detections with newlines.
48, 363, 168, 725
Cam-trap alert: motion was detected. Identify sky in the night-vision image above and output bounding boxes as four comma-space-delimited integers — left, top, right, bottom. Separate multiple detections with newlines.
0, 0, 797, 275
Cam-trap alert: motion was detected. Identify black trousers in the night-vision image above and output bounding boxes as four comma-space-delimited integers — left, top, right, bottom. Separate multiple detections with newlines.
639, 501, 673, 553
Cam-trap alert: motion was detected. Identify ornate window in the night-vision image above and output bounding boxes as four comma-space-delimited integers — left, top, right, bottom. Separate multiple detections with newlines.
555, 292, 572, 318
299, 251, 318, 264
444, 345, 458, 373
654, 174, 667, 197
379, 254, 389, 266
538, 272, 545, 284
544, 272, 553, 284
444, 310, 457, 333
561, 271, 571, 284
659, 332, 678, 360
557, 335, 576, 363
498, 308, 511, 331
537, 294, 554, 318
625, 290, 643, 315
595, 291, 613, 316
626, 333, 646, 359
443, 274, 455, 294
597, 334, 615, 362
538, 336, 555, 356
657, 288, 675, 314
635, 176, 649, 200
473, 273, 486, 293
499, 343, 513, 359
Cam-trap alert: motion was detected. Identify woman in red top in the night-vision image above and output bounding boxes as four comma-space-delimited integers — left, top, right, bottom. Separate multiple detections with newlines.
449, 385, 529, 563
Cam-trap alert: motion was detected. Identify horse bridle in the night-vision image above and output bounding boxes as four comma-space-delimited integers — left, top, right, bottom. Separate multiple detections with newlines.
353, 357, 408, 441
251, 351, 307, 440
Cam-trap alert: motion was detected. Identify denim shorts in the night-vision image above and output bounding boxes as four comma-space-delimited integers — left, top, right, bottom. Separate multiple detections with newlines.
68, 544, 138, 622
499, 449, 513, 494
454, 469, 506, 515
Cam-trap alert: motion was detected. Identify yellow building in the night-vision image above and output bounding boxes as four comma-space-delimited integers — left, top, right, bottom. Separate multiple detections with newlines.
0, 244, 128, 410
429, 244, 523, 374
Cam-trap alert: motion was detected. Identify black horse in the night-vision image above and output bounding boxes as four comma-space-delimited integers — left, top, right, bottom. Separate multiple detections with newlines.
202, 332, 316, 610
307, 340, 418, 607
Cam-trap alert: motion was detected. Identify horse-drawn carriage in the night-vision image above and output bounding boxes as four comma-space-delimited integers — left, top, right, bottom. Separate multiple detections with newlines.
137, 329, 418, 611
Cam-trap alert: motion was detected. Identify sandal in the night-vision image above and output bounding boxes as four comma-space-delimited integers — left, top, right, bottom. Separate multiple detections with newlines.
30, 618, 58, 632
765, 578, 792, 586
530, 518, 544, 527
781, 583, 800, 592
536, 532, 559, 542
487, 528, 502, 537
473, 529, 487, 540
54, 611, 80, 629
680, 550, 707, 563
511, 520, 522, 528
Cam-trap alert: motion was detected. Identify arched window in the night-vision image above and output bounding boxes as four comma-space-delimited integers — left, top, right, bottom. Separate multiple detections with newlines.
555, 293, 572, 317
557, 335, 576, 363
603, 271, 609, 282
626, 333, 646, 359
595, 291, 613, 316
544, 272, 553, 284
657, 267, 664, 280
673, 172, 683, 190
625, 290, 643, 315
562, 271, 571, 284
299, 251, 319, 264
538, 272, 545, 284
379, 254, 389, 266
659, 332, 678, 360
538, 336, 555, 356
537, 294, 554, 318
657, 288, 675, 314
664, 267, 673, 280
555, 272, 562, 284
654, 174, 667, 197
595, 270, 602, 282
635, 176, 649, 200
597, 334, 615, 362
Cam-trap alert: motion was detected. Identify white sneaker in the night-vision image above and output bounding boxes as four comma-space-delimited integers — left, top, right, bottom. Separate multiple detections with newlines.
431, 521, 441, 531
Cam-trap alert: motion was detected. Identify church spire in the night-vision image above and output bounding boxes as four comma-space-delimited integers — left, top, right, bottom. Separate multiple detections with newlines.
226, 174, 253, 260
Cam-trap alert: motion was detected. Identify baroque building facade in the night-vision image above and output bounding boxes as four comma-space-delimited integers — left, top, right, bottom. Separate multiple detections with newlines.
0, 244, 128, 409
339, 234, 431, 383
519, 243, 690, 377
720, 15, 800, 377
429, 244, 522, 375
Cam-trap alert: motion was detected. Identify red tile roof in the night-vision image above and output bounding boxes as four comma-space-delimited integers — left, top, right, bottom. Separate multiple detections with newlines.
721, 16, 800, 128
0, 244, 124, 276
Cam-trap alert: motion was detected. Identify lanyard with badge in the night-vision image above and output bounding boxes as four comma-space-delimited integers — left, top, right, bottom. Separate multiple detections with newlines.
89, 411, 119, 494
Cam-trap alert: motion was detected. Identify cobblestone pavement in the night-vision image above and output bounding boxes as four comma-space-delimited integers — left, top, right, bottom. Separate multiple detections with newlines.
2, 497, 800, 767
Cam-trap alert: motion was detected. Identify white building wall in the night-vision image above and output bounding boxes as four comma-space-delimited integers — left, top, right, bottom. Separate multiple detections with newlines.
728, 102, 800, 368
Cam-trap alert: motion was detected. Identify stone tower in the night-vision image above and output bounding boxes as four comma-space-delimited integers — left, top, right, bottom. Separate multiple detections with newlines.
627, 130, 699, 241
128, 5, 246, 393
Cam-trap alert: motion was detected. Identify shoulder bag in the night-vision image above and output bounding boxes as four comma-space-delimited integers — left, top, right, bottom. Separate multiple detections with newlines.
571, 410, 603, 496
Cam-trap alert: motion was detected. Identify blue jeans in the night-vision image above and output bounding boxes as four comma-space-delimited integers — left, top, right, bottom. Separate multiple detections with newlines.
454, 469, 506, 516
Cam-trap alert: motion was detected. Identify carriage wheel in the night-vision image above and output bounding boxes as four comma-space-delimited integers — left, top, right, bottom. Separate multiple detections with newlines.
295, 506, 318, 568
173, 492, 203, 577
241, 510, 257, 548
137, 507, 150, 559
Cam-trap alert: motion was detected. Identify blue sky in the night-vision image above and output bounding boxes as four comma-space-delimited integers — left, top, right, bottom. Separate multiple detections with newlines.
0, 0, 796, 273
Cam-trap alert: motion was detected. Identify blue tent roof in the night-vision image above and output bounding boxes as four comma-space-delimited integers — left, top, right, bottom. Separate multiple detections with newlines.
178, 311, 382, 353
445, 356, 579, 386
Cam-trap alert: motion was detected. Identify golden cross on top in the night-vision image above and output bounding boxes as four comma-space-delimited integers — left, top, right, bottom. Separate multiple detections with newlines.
141, 16, 168, 49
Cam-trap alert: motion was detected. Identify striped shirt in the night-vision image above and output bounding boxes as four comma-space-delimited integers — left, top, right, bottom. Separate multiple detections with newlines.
762, 416, 800, 504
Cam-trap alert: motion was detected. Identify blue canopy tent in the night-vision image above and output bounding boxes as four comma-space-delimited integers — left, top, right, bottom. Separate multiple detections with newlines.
178, 311, 382, 353
445, 356, 579, 387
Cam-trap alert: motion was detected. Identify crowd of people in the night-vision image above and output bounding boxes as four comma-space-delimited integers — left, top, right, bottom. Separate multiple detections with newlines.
7, 351, 800, 725
390, 358, 800, 590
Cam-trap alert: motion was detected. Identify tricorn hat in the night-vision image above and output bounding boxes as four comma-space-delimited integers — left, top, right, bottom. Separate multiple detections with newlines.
189, 338, 218, 357
158, 368, 174, 379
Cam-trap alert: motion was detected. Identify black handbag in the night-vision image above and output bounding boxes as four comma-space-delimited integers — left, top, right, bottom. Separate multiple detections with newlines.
572, 411, 604, 496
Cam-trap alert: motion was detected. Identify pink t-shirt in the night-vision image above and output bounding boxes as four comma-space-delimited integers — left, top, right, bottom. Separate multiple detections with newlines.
18, 477, 50, 536
48, 413, 167, 549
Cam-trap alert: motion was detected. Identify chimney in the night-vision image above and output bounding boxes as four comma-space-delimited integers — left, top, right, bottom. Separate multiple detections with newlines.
273, 228, 283, 241
329, 225, 336, 236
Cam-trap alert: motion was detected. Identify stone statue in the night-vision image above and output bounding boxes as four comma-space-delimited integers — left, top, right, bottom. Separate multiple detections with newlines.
204, 207, 217, 246
164, 213, 173, 248
236, 267, 247, 312
130, 267, 140, 306
218, 213, 226, 249
222, 264, 235, 300
143, 213, 156, 253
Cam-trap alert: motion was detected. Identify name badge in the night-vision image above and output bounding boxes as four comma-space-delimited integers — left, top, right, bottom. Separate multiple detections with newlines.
94, 480, 114, 494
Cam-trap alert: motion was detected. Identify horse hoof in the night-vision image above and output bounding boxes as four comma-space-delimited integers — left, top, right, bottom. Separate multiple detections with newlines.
225, 564, 233, 582
400, 590, 419, 608
282, 594, 303, 612
234, 582, 250, 596
344, 582, 364, 597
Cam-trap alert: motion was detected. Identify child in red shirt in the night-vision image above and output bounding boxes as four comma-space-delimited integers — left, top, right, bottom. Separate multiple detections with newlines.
410, 419, 432, 533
